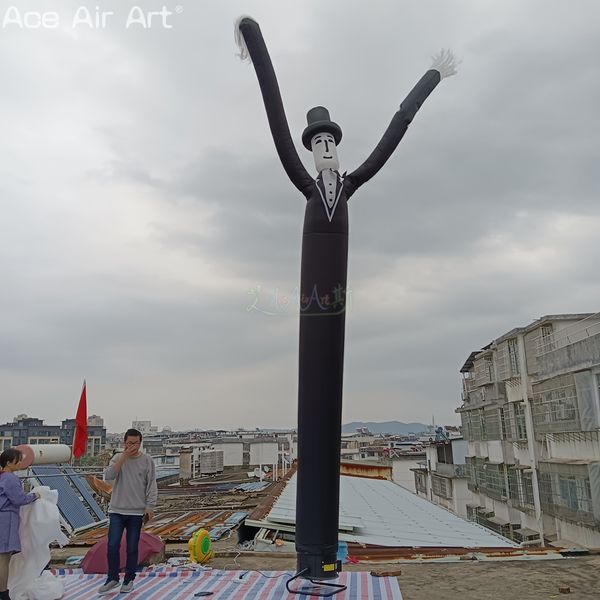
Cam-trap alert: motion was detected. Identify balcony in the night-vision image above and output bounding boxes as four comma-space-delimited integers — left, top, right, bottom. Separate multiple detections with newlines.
530, 373, 595, 435
538, 460, 600, 527
435, 462, 467, 478
534, 324, 600, 378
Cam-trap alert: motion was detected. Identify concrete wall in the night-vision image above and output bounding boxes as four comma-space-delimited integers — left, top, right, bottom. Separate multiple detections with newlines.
288, 437, 297, 461
425, 445, 437, 470
249, 442, 278, 466
179, 448, 192, 482
489, 499, 511, 522
521, 512, 542, 535
487, 440, 504, 463
471, 441, 489, 459
513, 444, 532, 467
556, 518, 600, 548
537, 332, 600, 378
451, 439, 468, 465
153, 454, 180, 467
452, 478, 472, 519
212, 442, 244, 467
431, 492, 453, 513
392, 458, 421, 492
545, 434, 600, 461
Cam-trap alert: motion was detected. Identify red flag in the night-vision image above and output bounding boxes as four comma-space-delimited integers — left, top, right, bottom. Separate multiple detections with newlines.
73, 381, 88, 459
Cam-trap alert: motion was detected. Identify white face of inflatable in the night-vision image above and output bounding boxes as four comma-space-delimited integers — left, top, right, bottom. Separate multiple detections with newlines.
311, 133, 339, 172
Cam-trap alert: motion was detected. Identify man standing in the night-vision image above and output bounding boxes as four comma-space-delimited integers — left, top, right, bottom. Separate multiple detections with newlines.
98, 429, 157, 595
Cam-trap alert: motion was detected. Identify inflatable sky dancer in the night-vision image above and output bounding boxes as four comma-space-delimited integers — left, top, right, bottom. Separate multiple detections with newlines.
235, 16, 457, 586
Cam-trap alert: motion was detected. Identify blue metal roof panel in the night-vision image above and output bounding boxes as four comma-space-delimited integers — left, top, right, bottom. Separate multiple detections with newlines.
224, 511, 247, 526
31, 466, 95, 530
156, 469, 180, 481
234, 481, 270, 492
62, 466, 106, 521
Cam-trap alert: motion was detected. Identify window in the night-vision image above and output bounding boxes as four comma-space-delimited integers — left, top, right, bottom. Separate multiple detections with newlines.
437, 444, 454, 465
514, 403, 527, 440
479, 409, 487, 440
508, 338, 520, 376
415, 472, 427, 494
555, 396, 577, 421
484, 407, 501, 440
557, 476, 593, 514
559, 477, 579, 511
523, 472, 535, 507
532, 374, 579, 433
539, 463, 593, 523
485, 357, 493, 381
500, 407, 508, 439
432, 475, 452, 499
508, 468, 535, 509
540, 324, 555, 353
482, 463, 508, 500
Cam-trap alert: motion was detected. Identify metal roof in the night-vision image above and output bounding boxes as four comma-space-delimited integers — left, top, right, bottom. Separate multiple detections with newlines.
156, 469, 180, 481
69, 509, 249, 545
460, 351, 480, 373
31, 466, 100, 531
262, 474, 518, 548
235, 481, 270, 492
62, 466, 106, 521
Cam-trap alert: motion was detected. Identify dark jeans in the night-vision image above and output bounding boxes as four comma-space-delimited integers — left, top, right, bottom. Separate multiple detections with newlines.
107, 513, 143, 583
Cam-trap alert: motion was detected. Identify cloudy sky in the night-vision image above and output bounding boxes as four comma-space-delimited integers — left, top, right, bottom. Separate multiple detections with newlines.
1, 0, 599, 433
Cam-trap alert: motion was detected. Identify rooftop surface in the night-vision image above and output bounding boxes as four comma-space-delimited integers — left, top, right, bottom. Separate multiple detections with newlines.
49, 543, 600, 600
261, 473, 517, 548
208, 554, 600, 600
52, 567, 402, 599
209, 553, 599, 600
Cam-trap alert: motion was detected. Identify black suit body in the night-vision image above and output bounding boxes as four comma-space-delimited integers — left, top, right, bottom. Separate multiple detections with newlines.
238, 18, 443, 579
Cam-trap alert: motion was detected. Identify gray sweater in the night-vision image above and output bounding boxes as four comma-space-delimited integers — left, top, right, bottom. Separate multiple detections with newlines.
105, 452, 157, 516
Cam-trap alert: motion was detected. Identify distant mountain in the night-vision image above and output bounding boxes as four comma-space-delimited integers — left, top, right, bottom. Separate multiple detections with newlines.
342, 421, 430, 435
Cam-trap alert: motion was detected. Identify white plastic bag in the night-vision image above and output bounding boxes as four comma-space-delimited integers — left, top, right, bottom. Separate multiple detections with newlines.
24, 572, 64, 600
8, 486, 68, 600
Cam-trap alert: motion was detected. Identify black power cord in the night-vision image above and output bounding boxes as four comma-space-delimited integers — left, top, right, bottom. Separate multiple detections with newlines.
285, 568, 347, 598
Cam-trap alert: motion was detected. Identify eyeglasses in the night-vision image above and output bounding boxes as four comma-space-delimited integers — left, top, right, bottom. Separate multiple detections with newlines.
125, 441, 141, 447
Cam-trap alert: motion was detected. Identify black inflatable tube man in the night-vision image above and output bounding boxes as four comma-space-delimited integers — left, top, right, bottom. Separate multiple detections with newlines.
235, 17, 457, 581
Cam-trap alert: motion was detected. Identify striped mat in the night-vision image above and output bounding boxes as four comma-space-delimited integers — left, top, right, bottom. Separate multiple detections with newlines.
51, 568, 403, 599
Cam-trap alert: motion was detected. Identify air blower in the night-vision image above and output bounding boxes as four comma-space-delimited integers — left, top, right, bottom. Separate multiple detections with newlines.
188, 529, 213, 564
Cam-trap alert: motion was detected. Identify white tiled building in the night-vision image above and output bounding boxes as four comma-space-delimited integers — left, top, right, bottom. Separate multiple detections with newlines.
458, 313, 600, 547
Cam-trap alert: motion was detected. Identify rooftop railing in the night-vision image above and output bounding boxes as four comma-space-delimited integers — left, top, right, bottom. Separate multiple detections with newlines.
534, 313, 600, 358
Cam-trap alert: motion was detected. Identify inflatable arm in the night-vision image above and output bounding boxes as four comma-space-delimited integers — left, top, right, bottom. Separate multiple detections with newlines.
235, 17, 314, 197
345, 49, 458, 197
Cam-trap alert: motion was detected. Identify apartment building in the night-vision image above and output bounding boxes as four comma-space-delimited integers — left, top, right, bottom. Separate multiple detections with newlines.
0, 414, 107, 456
413, 437, 471, 518
458, 313, 600, 547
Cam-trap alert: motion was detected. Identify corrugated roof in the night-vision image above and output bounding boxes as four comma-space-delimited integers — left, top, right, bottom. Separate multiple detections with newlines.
62, 466, 107, 521
260, 474, 517, 548
235, 481, 270, 492
31, 466, 102, 531
460, 351, 480, 373
69, 509, 248, 545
